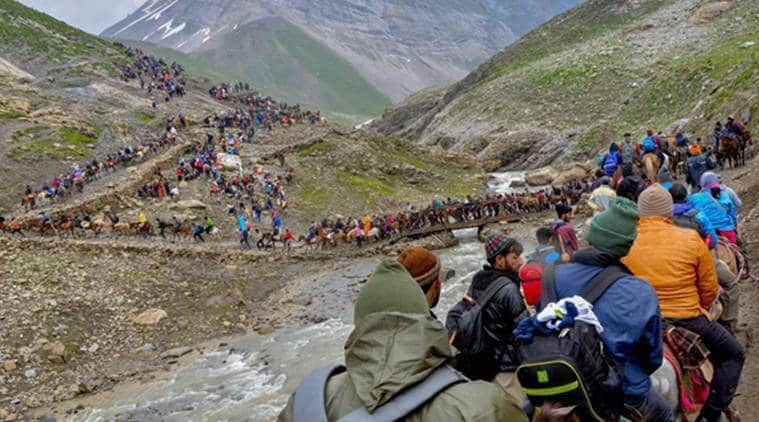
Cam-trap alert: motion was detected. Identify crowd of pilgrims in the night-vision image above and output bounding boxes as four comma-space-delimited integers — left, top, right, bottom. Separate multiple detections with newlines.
117, 45, 186, 105
207, 81, 322, 130
21, 116, 187, 208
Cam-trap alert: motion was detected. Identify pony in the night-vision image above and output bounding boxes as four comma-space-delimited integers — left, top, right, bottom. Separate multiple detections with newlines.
719, 135, 742, 168
21, 193, 35, 210
641, 152, 661, 182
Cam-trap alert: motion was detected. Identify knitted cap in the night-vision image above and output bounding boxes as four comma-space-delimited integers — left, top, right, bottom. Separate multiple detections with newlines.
638, 184, 673, 218
585, 197, 639, 257
353, 259, 429, 325
700, 172, 720, 190
485, 234, 516, 261
397, 246, 441, 289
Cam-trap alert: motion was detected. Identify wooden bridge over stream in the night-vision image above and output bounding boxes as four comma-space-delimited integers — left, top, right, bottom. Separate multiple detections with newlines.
394, 201, 527, 239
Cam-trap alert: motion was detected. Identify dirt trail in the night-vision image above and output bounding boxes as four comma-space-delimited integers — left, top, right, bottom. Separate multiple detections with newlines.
719, 161, 759, 415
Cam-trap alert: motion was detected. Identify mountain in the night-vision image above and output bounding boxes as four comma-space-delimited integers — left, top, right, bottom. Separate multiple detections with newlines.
371, 0, 759, 170
101, 0, 582, 122
0, 0, 222, 211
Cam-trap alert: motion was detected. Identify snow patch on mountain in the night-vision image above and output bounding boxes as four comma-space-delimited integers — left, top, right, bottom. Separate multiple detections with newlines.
113, 0, 181, 36
158, 19, 186, 39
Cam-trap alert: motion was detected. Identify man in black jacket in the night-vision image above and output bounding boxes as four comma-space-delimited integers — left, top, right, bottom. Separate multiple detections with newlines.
450, 234, 528, 402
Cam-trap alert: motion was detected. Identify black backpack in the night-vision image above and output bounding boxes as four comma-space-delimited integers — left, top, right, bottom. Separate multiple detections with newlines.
445, 278, 508, 379
516, 265, 626, 421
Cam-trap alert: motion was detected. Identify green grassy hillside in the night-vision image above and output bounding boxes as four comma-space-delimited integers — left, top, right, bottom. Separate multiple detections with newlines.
0, 0, 112, 63
287, 131, 484, 222
374, 0, 759, 169
196, 17, 391, 123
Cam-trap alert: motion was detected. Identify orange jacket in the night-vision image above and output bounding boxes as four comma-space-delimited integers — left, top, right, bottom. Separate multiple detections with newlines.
622, 216, 717, 319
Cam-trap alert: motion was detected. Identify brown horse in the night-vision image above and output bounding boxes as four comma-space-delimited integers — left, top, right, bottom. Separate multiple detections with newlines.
170, 224, 192, 239
133, 222, 153, 238
670, 148, 686, 179
719, 135, 741, 168
315, 226, 333, 249
25, 218, 53, 235
89, 218, 111, 236
56, 217, 76, 238
22, 194, 35, 210
740, 129, 752, 162
74, 177, 84, 193
113, 222, 132, 236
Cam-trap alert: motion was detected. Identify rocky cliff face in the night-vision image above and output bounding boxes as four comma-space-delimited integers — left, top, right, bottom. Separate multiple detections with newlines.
372, 0, 759, 170
102, 0, 581, 118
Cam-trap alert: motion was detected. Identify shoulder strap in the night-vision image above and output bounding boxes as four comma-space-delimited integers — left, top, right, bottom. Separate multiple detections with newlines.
578, 265, 627, 304
339, 365, 467, 422
539, 264, 558, 308
474, 276, 510, 309
293, 364, 346, 422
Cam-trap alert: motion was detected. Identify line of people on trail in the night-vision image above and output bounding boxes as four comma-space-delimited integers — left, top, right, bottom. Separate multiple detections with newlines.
209, 81, 250, 99
301, 186, 581, 251
280, 168, 748, 422
598, 116, 751, 194
206, 83, 322, 130
118, 46, 186, 105
22, 119, 184, 209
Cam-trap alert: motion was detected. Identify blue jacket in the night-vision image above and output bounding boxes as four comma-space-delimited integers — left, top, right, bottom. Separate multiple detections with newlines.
691, 191, 735, 231
551, 252, 663, 404
237, 215, 248, 232
673, 202, 717, 249
603, 151, 621, 176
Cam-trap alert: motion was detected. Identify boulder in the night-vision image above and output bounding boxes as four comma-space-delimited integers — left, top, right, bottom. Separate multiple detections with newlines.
256, 324, 275, 335
71, 382, 91, 395
41, 341, 66, 363
290, 296, 312, 307
665, 118, 691, 135
3, 360, 16, 372
574, 194, 595, 218
525, 167, 558, 186
160, 346, 193, 359
554, 163, 590, 185
690, 1, 734, 24
133, 308, 168, 325
169, 200, 207, 210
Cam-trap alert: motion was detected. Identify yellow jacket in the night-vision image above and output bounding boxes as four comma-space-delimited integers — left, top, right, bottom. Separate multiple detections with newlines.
622, 216, 718, 319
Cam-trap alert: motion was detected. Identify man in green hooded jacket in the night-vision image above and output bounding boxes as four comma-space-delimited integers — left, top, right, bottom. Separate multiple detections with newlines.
278, 259, 527, 421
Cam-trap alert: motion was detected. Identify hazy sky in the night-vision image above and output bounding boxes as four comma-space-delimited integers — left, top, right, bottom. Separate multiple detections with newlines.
18, 0, 146, 34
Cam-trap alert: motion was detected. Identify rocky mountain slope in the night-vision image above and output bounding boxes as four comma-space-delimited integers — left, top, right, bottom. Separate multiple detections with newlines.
0, 0, 230, 212
102, 0, 581, 122
0, 1, 490, 416
372, 0, 759, 170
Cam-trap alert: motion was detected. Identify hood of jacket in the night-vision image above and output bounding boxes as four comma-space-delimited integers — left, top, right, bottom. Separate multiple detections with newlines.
471, 265, 519, 292
673, 201, 694, 216
343, 311, 453, 412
